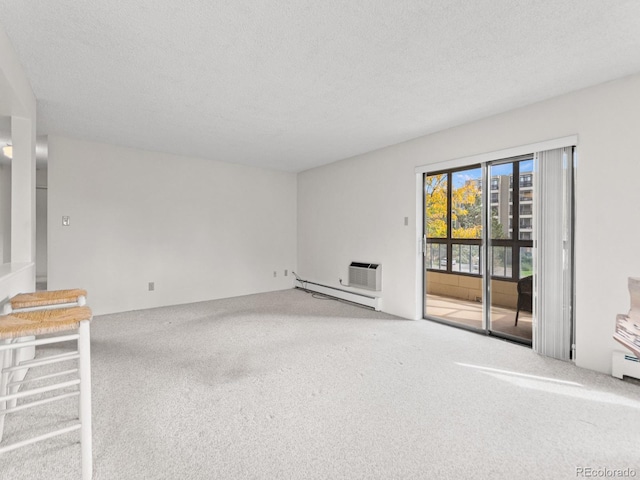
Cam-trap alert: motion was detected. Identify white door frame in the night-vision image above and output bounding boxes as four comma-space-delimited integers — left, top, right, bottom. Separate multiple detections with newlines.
414, 135, 578, 321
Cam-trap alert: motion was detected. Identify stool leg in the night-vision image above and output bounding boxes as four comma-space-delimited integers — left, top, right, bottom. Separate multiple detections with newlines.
7, 338, 35, 410
0, 346, 14, 442
78, 320, 92, 480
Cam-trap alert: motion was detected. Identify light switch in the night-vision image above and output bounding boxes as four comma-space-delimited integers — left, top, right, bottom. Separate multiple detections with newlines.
62, 216, 70, 226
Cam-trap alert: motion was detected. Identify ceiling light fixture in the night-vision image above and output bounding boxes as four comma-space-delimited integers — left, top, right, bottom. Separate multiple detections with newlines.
2, 144, 12, 159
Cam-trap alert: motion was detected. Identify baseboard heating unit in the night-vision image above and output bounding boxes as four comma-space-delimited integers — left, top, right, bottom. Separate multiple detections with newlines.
612, 350, 640, 381
296, 280, 382, 311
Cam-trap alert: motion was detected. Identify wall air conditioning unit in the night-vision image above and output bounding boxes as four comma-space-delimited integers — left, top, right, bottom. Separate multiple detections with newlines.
348, 262, 382, 291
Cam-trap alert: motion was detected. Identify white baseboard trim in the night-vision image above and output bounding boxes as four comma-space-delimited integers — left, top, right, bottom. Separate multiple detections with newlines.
296, 280, 382, 311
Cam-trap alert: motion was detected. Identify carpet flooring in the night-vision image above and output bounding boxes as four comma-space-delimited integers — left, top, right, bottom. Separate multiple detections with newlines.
1, 289, 639, 479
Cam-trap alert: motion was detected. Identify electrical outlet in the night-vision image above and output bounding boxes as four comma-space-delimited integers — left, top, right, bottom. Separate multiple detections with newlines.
273, 271, 277, 277
62, 216, 70, 226
148, 282, 155, 291
404, 216, 409, 226
284, 270, 288, 276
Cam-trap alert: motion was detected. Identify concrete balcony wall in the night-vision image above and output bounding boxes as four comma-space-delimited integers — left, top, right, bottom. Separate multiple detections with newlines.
426, 272, 518, 308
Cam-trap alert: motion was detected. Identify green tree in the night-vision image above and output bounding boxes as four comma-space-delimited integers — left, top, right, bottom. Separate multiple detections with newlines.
491, 216, 505, 239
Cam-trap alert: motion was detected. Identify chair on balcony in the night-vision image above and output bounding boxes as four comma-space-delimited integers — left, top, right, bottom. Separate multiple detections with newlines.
514, 275, 533, 326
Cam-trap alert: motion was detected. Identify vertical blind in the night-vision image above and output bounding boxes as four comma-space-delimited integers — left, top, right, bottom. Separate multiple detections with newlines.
532, 146, 574, 360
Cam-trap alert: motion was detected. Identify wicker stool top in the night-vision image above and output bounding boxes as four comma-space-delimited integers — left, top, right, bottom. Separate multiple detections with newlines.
0, 306, 92, 340
10, 289, 87, 309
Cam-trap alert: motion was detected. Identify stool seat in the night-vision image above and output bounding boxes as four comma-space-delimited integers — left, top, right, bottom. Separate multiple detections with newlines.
0, 307, 93, 340
9, 289, 88, 310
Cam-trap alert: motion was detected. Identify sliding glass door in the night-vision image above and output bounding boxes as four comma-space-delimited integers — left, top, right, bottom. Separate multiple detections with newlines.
424, 156, 549, 345
424, 148, 575, 354
487, 158, 534, 342
424, 165, 486, 332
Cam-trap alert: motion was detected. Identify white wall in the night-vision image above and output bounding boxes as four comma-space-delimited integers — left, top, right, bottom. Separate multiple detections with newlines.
48, 136, 297, 315
0, 24, 36, 302
298, 72, 640, 375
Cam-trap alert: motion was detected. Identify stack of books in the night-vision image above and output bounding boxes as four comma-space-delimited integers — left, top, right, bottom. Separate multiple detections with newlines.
614, 314, 640, 359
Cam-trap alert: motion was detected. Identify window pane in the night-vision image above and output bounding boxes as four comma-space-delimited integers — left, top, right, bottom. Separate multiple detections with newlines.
452, 168, 482, 239
488, 163, 513, 239
519, 190, 533, 202
491, 246, 512, 278
520, 218, 532, 229
520, 174, 532, 187
519, 159, 534, 241
425, 174, 447, 238
452, 243, 481, 274
451, 244, 463, 272
520, 247, 533, 278
426, 243, 447, 270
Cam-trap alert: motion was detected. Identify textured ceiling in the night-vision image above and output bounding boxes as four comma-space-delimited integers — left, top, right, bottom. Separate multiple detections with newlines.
1, 1, 640, 172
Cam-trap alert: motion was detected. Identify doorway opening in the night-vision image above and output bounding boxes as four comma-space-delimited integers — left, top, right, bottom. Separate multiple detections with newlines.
422, 147, 574, 354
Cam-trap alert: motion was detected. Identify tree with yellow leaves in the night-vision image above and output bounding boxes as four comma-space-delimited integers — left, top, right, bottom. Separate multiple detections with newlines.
425, 174, 447, 238
425, 174, 482, 239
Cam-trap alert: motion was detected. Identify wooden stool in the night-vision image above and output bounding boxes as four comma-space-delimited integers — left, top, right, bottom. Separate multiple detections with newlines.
1, 289, 88, 411
0, 305, 93, 480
